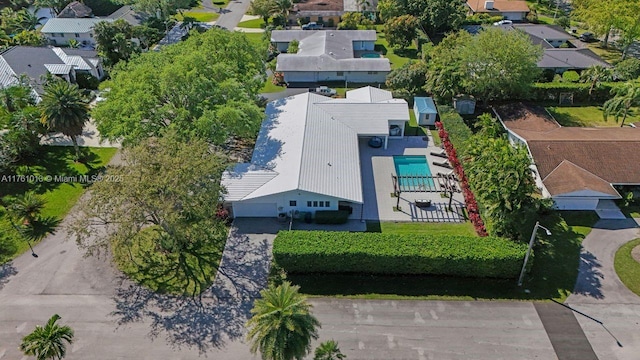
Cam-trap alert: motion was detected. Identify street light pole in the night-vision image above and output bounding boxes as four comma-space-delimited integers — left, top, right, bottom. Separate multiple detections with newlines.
518, 221, 551, 287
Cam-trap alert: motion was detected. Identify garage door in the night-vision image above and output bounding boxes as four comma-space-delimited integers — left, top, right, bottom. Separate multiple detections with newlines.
232, 202, 277, 217
553, 198, 598, 210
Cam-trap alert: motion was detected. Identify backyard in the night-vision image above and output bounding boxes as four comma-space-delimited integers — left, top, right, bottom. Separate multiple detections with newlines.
546, 105, 640, 127
0, 147, 117, 263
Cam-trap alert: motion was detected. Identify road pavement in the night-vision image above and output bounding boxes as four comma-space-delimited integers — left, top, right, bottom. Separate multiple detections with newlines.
214, 0, 252, 30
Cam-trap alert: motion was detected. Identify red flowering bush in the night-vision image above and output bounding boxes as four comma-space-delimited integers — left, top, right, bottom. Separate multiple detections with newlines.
272, 72, 285, 85
435, 121, 487, 237
215, 207, 230, 224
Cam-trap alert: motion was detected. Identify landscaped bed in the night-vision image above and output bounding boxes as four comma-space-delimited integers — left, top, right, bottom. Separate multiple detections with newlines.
614, 238, 640, 297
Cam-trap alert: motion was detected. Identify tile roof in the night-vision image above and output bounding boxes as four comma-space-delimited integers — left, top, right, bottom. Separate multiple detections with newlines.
40, 18, 110, 34
467, 0, 530, 13
222, 87, 410, 203
542, 160, 620, 197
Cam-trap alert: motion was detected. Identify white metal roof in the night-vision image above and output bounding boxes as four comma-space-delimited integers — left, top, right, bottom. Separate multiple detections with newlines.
40, 18, 111, 34
44, 64, 73, 74
53, 48, 93, 71
346, 86, 392, 102
0, 57, 18, 89
222, 88, 410, 203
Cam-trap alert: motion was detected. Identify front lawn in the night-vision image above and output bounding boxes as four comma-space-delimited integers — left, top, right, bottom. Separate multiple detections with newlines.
288, 211, 598, 301
586, 43, 622, 64
614, 238, 640, 296
175, 11, 219, 22
546, 105, 640, 127
238, 18, 266, 28
262, 75, 286, 93
0, 147, 117, 263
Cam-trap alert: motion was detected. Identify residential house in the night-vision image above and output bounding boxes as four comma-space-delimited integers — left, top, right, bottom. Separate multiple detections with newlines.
466, 0, 530, 21
495, 103, 640, 211
57, 1, 93, 18
290, 0, 378, 26
272, 30, 390, 84
108, 5, 147, 26
221, 87, 409, 218
40, 18, 112, 47
0, 46, 104, 99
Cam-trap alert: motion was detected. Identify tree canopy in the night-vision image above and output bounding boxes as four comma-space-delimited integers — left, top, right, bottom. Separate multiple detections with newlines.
71, 131, 229, 295
92, 29, 266, 146
378, 0, 467, 37
118, 0, 192, 20
383, 14, 418, 49
573, 0, 640, 53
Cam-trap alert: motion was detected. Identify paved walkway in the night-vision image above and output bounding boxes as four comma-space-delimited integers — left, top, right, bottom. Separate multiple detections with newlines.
40, 120, 121, 148
534, 302, 598, 360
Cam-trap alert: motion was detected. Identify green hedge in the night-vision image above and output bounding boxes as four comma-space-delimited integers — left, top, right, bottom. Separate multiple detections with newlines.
314, 210, 349, 224
273, 231, 527, 279
530, 82, 623, 103
439, 106, 473, 154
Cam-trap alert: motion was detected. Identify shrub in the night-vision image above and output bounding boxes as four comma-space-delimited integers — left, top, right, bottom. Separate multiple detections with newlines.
614, 58, 640, 81
76, 72, 100, 90
273, 231, 526, 278
562, 70, 580, 82
314, 210, 349, 224
530, 82, 623, 103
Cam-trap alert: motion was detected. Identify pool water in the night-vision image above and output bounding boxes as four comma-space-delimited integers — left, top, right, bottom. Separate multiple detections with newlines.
361, 53, 381, 58
393, 155, 434, 189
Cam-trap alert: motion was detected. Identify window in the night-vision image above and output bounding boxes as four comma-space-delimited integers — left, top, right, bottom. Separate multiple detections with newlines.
336, 71, 344, 76
307, 201, 312, 207
325, 201, 330, 207
319, 201, 324, 207
313, 201, 318, 207
289, 200, 297, 206
317, 16, 323, 23
75, 33, 80, 38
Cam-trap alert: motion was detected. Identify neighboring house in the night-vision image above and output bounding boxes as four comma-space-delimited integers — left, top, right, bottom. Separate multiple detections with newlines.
57, 1, 93, 18
490, 24, 612, 73
466, 0, 530, 21
221, 86, 409, 218
0, 46, 104, 99
495, 103, 640, 211
108, 5, 147, 26
40, 18, 112, 47
273, 30, 390, 84
413, 97, 438, 126
290, 0, 378, 26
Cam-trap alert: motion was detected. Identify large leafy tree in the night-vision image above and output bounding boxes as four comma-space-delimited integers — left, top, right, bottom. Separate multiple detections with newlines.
246, 282, 321, 360
92, 29, 266, 146
377, 0, 403, 23
572, 0, 619, 48
39, 81, 89, 161
603, 81, 640, 127
94, 19, 140, 67
379, 0, 466, 37
424, 31, 469, 101
458, 27, 543, 105
383, 14, 418, 49
119, 0, 192, 20
271, 0, 292, 28
314, 340, 346, 360
71, 131, 229, 295
20, 314, 74, 360
579, 65, 613, 95
385, 60, 427, 99
249, 0, 275, 25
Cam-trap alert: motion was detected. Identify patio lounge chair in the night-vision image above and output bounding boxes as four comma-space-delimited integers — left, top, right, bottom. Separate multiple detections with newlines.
433, 160, 452, 169
437, 170, 458, 181
430, 151, 448, 159
415, 199, 432, 208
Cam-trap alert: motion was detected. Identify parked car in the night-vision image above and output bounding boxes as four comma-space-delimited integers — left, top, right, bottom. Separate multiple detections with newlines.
310, 86, 337, 96
579, 32, 596, 42
493, 19, 513, 26
302, 22, 324, 30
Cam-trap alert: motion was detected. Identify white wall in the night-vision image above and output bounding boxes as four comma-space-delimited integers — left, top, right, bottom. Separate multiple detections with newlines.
284, 70, 388, 83
231, 190, 358, 218
45, 32, 96, 46
503, 12, 527, 21
553, 197, 599, 210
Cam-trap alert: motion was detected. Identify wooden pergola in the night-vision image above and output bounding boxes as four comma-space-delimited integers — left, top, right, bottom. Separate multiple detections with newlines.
391, 173, 461, 208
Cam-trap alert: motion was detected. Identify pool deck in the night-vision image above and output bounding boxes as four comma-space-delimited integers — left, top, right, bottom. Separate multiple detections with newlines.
359, 131, 466, 222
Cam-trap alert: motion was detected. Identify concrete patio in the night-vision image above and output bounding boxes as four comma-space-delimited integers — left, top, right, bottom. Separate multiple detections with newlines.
359, 132, 466, 222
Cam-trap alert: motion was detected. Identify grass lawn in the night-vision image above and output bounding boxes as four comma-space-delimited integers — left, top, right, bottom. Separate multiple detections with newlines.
288, 211, 599, 301
262, 76, 286, 93
112, 226, 225, 296
587, 43, 622, 64
0, 147, 117, 264
175, 11, 219, 22
618, 203, 640, 218
374, 28, 420, 70
546, 105, 640, 127
243, 32, 267, 49
405, 110, 427, 136
614, 238, 640, 296
430, 128, 441, 146
237, 18, 266, 28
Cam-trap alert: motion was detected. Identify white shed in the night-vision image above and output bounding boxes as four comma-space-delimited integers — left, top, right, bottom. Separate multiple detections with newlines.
413, 97, 438, 126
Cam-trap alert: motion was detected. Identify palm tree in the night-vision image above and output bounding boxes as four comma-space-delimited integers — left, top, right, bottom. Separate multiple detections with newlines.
40, 81, 89, 161
603, 81, 640, 127
20, 314, 74, 360
579, 65, 613, 96
314, 340, 346, 360
16, 9, 47, 32
271, 0, 292, 29
246, 281, 321, 360
5, 191, 45, 226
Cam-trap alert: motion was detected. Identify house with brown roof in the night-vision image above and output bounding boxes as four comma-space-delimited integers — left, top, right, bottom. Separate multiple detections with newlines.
495, 103, 640, 211
466, 0, 530, 21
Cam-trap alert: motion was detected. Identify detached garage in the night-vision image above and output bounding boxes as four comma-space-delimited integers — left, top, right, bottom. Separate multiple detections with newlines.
413, 97, 438, 126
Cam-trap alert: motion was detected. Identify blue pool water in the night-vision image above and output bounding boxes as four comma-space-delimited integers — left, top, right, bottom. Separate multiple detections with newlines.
393, 155, 434, 189
361, 53, 381, 58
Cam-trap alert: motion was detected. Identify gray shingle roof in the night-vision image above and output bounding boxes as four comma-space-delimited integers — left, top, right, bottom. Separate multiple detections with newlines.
108, 5, 146, 26
276, 54, 390, 72
40, 18, 111, 34
271, 30, 377, 43
538, 48, 611, 69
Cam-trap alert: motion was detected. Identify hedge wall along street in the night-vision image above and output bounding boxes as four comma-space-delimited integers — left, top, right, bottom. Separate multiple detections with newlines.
273, 231, 528, 279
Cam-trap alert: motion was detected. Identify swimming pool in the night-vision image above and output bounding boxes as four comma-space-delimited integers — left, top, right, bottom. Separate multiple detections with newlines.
361, 53, 381, 58
393, 155, 434, 189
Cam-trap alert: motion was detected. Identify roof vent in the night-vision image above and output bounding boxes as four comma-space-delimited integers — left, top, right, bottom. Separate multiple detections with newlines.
329, 51, 334, 55
485, 0, 494, 10
330, 33, 334, 36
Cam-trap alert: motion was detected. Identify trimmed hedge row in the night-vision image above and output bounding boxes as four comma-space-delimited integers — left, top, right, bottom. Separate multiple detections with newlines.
273, 231, 527, 279
438, 106, 472, 152
530, 82, 623, 103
